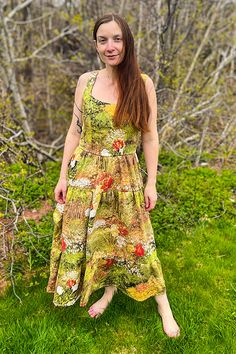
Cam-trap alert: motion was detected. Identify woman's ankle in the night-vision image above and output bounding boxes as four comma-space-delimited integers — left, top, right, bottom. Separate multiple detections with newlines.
154, 292, 174, 316
104, 285, 117, 298
105, 285, 116, 293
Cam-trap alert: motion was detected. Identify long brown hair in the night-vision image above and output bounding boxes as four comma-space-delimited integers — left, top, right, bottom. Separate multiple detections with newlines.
93, 13, 150, 133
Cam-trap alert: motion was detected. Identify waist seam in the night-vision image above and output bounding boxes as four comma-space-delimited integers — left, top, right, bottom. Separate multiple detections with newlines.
78, 146, 138, 158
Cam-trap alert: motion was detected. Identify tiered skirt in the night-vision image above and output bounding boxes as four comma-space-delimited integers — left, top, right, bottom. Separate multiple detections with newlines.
46, 146, 166, 307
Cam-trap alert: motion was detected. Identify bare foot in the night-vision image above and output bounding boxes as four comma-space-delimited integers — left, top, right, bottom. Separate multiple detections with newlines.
157, 306, 180, 338
155, 293, 180, 338
88, 286, 117, 318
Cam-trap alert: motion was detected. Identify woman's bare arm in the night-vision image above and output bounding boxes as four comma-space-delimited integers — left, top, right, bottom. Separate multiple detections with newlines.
54, 72, 91, 203
59, 72, 90, 180
141, 76, 159, 187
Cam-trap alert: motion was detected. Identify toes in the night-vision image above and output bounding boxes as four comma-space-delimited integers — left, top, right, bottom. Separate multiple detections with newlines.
165, 329, 180, 338
88, 310, 96, 318
175, 329, 180, 337
170, 331, 178, 338
88, 307, 96, 316
88, 306, 102, 318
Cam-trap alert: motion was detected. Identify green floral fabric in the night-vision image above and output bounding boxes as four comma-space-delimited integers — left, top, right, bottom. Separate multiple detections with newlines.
46, 70, 166, 307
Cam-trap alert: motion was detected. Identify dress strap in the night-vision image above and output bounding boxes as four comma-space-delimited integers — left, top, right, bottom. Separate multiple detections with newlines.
141, 73, 149, 82
87, 71, 99, 93
82, 71, 98, 101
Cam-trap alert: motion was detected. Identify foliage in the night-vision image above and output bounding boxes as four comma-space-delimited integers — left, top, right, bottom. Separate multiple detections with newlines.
0, 160, 60, 287
154, 166, 235, 232
0, 161, 60, 213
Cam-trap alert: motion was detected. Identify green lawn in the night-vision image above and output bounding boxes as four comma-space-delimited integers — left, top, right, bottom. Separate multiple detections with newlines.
0, 160, 235, 353
1, 218, 235, 354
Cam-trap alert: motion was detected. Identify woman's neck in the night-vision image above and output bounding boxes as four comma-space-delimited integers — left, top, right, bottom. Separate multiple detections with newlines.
101, 66, 118, 84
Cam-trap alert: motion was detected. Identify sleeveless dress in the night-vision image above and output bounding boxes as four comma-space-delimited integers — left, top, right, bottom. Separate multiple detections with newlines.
46, 70, 166, 307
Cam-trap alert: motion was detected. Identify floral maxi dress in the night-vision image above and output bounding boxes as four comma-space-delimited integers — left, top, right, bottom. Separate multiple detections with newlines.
46, 70, 166, 307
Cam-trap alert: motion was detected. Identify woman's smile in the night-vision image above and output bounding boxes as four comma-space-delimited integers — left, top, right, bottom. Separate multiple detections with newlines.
106, 54, 119, 58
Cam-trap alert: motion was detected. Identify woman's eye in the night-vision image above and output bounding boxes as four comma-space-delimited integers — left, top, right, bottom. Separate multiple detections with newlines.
98, 38, 122, 44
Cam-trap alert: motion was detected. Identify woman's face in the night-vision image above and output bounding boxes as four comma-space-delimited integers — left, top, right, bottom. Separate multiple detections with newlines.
95, 20, 125, 66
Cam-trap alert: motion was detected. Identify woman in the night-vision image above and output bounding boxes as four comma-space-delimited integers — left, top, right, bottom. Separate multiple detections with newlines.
46, 13, 180, 338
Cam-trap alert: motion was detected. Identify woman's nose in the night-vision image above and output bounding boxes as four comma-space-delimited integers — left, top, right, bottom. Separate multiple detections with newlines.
106, 40, 115, 51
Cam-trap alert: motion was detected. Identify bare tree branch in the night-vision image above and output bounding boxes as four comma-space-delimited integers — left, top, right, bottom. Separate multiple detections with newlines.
14, 26, 78, 62
5, 0, 33, 21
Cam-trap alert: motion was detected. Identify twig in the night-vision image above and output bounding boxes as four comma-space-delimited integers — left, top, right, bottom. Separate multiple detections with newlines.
8, 201, 23, 304
5, 0, 33, 20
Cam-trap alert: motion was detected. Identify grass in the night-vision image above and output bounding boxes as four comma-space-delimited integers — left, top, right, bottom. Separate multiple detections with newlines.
0, 155, 235, 353
1, 218, 235, 354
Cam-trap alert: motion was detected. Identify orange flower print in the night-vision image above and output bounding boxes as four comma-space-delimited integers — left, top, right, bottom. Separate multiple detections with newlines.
66, 279, 76, 288
112, 139, 125, 153
118, 225, 129, 236
96, 172, 114, 191
61, 237, 67, 252
136, 283, 149, 292
134, 243, 145, 257
101, 176, 114, 191
105, 258, 115, 267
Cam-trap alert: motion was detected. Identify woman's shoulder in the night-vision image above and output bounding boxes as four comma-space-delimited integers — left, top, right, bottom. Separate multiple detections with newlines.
75, 71, 97, 93
74, 71, 96, 99
140, 73, 155, 94
140, 72, 152, 83
78, 70, 97, 83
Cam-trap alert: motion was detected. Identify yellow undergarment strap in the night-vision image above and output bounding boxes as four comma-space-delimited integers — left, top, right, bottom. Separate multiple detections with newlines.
141, 73, 149, 82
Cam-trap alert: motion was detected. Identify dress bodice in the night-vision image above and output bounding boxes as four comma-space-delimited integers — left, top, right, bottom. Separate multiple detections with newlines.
76, 70, 148, 157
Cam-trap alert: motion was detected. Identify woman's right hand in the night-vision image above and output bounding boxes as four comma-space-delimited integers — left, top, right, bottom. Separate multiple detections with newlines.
54, 178, 67, 204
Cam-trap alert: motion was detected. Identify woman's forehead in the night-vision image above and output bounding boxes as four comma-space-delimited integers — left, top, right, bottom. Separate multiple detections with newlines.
97, 21, 122, 37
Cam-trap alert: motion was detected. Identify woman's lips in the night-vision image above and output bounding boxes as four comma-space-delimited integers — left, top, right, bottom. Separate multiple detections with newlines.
106, 55, 118, 58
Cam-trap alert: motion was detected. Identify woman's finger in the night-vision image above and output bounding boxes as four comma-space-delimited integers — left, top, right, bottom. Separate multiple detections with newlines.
62, 187, 67, 203
145, 197, 157, 211
54, 189, 59, 203
55, 188, 63, 204
144, 194, 150, 209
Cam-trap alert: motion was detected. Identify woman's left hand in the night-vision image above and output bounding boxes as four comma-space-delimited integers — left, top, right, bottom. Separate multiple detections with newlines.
144, 183, 157, 212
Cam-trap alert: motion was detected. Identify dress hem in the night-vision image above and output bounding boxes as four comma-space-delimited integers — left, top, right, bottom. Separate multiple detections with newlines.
46, 285, 166, 308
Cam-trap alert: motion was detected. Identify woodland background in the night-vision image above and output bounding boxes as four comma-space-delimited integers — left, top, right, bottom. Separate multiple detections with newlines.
0, 1, 235, 353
